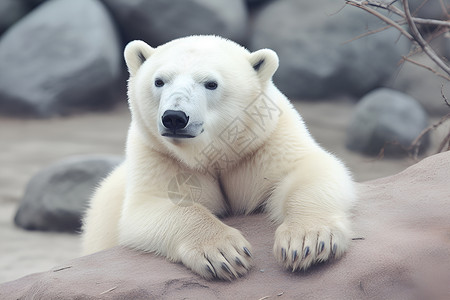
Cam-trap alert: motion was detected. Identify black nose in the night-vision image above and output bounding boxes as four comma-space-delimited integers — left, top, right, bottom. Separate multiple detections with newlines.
162, 110, 189, 130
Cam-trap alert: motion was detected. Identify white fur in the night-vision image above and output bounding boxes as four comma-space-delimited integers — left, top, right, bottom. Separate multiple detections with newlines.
82, 35, 356, 280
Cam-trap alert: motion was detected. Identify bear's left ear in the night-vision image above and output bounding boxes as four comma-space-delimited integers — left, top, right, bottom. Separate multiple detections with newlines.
124, 40, 155, 76
249, 49, 279, 83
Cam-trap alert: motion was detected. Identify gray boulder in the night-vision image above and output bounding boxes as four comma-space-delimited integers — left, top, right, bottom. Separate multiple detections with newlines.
250, 0, 411, 99
14, 155, 123, 232
0, 0, 122, 117
346, 88, 429, 156
100, 0, 248, 46
0, 0, 30, 35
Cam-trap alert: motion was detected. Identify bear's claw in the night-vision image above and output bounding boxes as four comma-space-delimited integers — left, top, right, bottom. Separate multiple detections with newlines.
221, 262, 234, 277
273, 221, 349, 272
206, 264, 216, 277
292, 250, 298, 262
181, 227, 253, 280
303, 246, 310, 258
235, 257, 244, 268
318, 241, 325, 254
243, 247, 252, 257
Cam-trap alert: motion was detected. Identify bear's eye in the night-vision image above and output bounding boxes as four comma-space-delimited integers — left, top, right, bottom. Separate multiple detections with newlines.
204, 81, 218, 90
154, 78, 165, 87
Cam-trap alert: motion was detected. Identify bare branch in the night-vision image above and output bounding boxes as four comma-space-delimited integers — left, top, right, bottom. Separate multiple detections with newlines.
392, 1, 450, 26
402, 0, 450, 76
346, 1, 414, 40
408, 17, 450, 27
346, 0, 450, 78
348, 0, 450, 27
343, 17, 450, 44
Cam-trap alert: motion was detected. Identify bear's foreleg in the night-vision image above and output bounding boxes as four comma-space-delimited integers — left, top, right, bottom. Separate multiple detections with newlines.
267, 151, 355, 271
119, 199, 253, 280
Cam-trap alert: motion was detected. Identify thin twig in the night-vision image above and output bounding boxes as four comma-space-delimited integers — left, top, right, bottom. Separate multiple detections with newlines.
441, 84, 450, 107
99, 286, 118, 295
439, 0, 449, 19
437, 131, 450, 152
343, 24, 394, 44
402, 56, 450, 81
409, 112, 450, 157
412, 0, 429, 16
410, 113, 450, 146
52, 266, 72, 272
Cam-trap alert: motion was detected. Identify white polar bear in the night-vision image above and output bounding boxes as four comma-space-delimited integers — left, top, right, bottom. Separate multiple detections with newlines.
81, 35, 356, 280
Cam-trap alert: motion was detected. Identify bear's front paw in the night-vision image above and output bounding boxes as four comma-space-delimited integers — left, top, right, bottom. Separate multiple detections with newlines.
178, 227, 253, 281
273, 221, 349, 272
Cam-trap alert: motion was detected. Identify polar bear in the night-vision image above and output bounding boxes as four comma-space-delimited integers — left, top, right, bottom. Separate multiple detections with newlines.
81, 35, 355, 280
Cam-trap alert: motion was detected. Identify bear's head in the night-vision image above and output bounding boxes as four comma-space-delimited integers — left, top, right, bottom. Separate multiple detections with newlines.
125, 35, 280, 172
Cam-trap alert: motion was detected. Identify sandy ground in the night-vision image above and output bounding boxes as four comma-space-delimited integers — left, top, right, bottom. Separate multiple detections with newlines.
0, 99, 448, 283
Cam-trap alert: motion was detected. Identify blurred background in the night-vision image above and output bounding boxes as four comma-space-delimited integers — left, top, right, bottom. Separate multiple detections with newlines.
0, 0, 449, 283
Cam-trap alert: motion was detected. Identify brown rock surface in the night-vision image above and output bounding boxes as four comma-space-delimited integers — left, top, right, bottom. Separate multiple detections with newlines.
1, 152, 449, 299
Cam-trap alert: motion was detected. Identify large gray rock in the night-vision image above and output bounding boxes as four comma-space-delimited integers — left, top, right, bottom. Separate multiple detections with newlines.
250, 0, 411, 99
14, 155, 122, 232
346, 88, 429, 156
2, 152, 450, 298
100, 0, 248, 46
0, 0, 30, 35
0, 0, 122, 117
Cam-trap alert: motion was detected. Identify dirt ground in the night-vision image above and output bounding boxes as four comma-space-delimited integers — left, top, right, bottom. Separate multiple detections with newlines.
0, 99, 447, 283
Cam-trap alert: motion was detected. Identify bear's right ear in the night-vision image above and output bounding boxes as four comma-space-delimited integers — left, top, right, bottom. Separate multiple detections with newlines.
124, 40, 155, 76
249, 49, 279, 83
